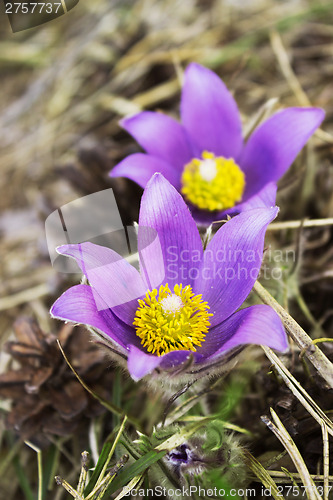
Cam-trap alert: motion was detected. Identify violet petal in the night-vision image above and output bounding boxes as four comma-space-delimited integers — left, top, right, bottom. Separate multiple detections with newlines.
195, 207, 278, 326
121, 111, 194, 170
110, 153, 181, 190
234, 182, 277, 212
240, 107, 325, 198
160, 349, 203, 369
199, 304, 288, 358
181, 63, 243, 159
57, 242, 147, 326
190, 182, 277, 227
50, 284, 139, 349
127, 345, 203, 381
139, 174, 203, 289
127, 345, 162, 381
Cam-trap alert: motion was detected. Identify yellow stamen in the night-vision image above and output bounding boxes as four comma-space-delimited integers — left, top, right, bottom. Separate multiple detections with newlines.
181, 151, 245, 212
133, 283, 212, 357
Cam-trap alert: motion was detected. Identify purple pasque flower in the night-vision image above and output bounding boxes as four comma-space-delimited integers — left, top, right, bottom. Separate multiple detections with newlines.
50, 174, 288, 383
110, 63, 324, 225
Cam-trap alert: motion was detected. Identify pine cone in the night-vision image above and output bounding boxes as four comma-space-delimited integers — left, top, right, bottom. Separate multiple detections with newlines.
0, 317, 114, 447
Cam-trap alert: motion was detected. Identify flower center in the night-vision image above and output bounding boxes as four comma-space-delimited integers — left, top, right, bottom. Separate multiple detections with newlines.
181, 151, 245, 212
160, 293, 183, 314
133, 283, 212, 357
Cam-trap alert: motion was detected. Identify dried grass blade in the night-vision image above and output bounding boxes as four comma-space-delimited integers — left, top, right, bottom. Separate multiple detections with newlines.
254, 281, 333, 387
321, 423, 329, 500
242, 449, 284, 500
113, 474, 145, 500
262, 346, 333, 437
263, 409, 322, 500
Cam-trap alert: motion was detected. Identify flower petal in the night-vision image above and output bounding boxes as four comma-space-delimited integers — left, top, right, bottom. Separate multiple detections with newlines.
160, 350, 203, 370
139, 174, 203, 289
121, 111, 193, 170
181, 63, 243, 159
190, 182, 277, 227
127, 345, 162, 381
240, 107, 325, 197
50, 284, 139, 349
234, 182, 277, 212
127, 346, 203, 381
198, 305, 288, 358
110, 153, 181, 190
57, 242, 147, 326
196, 207, 278, 326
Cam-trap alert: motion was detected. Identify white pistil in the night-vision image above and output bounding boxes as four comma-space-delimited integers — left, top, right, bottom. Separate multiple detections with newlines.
199, 158, 217, 182
160, 294, 183, 314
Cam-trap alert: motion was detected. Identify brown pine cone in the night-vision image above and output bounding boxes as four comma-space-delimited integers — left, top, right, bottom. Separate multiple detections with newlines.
0, 317, 114, 447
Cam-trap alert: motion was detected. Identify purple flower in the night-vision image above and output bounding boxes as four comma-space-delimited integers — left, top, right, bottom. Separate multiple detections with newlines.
50, 174, 287, 383
110, 63, 324, 224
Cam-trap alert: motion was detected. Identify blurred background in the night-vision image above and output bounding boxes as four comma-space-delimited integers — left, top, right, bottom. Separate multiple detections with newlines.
0, 0, 333, 498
